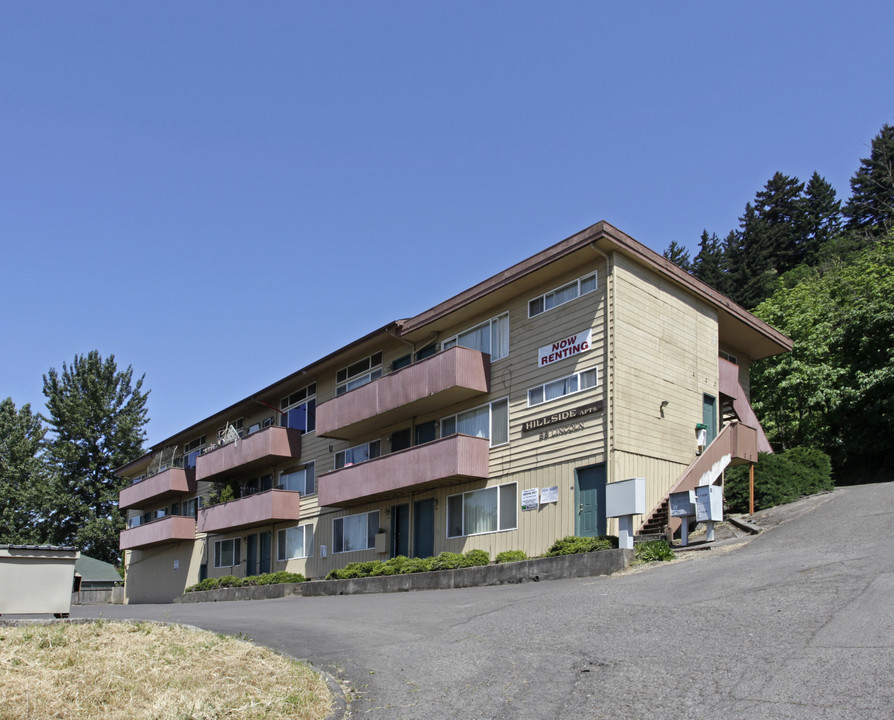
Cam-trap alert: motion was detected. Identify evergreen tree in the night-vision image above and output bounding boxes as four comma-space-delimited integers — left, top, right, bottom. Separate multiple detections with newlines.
753, 171, 807, 272
692, 230, 727, 292
725, 206, 777, 309
0, 398, 52, 544
844, 123, 894, 238
42, 351, 149, 564
662, 240, 692, 271
801, 172, 842, 265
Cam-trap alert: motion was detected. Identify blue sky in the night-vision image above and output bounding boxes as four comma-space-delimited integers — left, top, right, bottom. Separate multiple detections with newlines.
2, 1, 892, 446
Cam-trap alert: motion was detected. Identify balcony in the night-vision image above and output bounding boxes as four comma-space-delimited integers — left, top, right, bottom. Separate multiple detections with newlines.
318, 434, 490, 507
316, 346, 491, 439
119, 467, 197, 511
197, 489, 301, 534
119, 516, 196, 551
195, 426, 302, 482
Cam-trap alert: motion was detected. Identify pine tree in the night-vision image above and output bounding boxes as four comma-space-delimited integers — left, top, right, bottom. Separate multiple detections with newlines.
844, 123, 894, 238
753, 172, 806, 273
662, 240, 692, 271
692, 230, 727, 292
0, 398, 52, 544
42, 351, 149, 564
801, 172, 842, 264
725, 206, 777, 309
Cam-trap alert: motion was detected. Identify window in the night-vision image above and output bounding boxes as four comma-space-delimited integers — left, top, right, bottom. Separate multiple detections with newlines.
182, 497, 199, 518
181, 435, 206, 469
277, 524, 314, 561
529, 272, 597, 318
214, 538, 241, 568
719, 351, 738, 365
335, 440, 381, 469
333, 510, 380, 553
336, 353, 383, 395
441, 398, 509, 446
442, 313, 509, 361
528, 368, 599, 406
279, 462, 315, 494
447, 483, 517, 537
281, 383, 317, 433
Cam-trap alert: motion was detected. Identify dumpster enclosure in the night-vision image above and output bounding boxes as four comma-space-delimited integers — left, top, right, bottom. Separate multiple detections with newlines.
0, 545, 80, 617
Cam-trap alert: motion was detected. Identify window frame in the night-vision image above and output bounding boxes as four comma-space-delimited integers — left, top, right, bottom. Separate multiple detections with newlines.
446, 482, 518, 538
278, 461, 315, 495
335, 440, 381, 470
276, 523, 314, 561
214, 538, 242, 568
441, 312, 510, 361
440, 397, 509, 447
527, 367, 599, 407
528, 272, 598, 318
332, 510, 380, 554
336, 352, 383, 396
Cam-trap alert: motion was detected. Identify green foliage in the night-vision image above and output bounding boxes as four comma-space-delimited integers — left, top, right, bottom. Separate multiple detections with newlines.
634, 540, 675, 562
460, 549, 490, 567
845, 123, 894, 238
207, 481, 237, 506
545, 535, 618, 556
725, 447, 833, 513
0, 398, 51, 544
751, 238, 894, 477
185, 571, 305, 593
495, 550, 528, 564
324, 549, 492, 580
41, 351, 149, 564
662, 240, 692, 271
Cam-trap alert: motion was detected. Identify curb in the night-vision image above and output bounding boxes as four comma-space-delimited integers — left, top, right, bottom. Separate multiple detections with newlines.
728, 515, 763, 535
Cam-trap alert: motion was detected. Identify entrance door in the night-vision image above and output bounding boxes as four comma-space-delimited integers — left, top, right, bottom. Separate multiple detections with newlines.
575, 464, 607, 537
413, 499, 435, 558
703, 394, 718, 446
246, 534, 257, 576
259, 532, 272, 574
391, 503, 410, 557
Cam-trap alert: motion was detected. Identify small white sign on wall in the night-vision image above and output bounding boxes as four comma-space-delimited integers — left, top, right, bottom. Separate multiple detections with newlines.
521, 487, 540, 511
538, 329, 592, 367
540, 486, 559, 504
173, 560, 179, 571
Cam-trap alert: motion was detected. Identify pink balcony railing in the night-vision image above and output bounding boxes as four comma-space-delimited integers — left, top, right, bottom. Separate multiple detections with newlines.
316, 346, 491, 439
119, 467, 197, 511
195, 426, 302, 482
119, 515, 196, 550
197, 489, 301, 534
318, 434, 490, 507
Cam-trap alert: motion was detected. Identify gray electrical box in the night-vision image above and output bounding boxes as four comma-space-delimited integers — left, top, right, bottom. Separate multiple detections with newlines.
669, 490, 696, 518
695, 485, 723, 522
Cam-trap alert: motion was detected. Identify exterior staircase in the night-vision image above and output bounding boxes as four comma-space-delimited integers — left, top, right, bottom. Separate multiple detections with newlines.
639, 420, 759, 539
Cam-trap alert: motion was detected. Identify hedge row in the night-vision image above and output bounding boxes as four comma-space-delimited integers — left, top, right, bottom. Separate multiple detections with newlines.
185, 571, 306, 593
325, 549, 491, 580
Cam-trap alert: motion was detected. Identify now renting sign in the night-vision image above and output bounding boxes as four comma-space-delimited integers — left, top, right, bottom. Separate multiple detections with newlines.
538, 329, 592, 367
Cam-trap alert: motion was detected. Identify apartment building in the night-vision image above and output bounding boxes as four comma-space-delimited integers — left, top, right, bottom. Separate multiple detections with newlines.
117, 221, 792, 603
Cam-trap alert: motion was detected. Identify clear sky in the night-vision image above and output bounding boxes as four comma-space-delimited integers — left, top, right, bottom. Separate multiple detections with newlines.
2, 1, 892, 447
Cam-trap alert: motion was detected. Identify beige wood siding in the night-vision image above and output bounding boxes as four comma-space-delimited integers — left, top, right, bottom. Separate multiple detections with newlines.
611, 254, 719, 477
122, 542, 203, 604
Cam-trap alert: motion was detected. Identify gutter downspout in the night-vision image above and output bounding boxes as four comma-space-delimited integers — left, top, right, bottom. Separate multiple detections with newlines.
590, 241, 614, 521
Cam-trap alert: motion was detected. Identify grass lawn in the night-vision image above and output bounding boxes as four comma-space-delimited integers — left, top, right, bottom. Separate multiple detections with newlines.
0, 620, 332, 720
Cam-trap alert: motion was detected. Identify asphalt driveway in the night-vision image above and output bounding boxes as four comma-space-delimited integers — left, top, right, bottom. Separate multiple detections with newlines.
75, 483, 894, 719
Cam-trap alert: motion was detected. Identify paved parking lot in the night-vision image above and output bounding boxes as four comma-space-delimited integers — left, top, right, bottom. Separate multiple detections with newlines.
74, 483, 894, 719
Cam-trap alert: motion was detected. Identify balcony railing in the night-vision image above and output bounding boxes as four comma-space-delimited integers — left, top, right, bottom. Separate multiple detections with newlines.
195, 426, 302, 482
119, 515, 196, 550
119, 467, 197, 510
318, 434, 490, 507
316, 346, 491, 439
196, 488, 301, 534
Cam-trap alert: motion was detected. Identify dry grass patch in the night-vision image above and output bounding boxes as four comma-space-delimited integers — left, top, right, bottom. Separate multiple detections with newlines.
0, 621, 332, 720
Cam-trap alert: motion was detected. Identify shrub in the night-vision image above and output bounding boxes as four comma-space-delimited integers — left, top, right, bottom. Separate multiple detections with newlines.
635, 540, 675, 563
460, 549, 490, 567
429, 552, 464, 571
496, 550, 528, 564
545, 535, 618, 557
399, 557, 433, 574
725, 447, 833, 513
187, 571, 306, 592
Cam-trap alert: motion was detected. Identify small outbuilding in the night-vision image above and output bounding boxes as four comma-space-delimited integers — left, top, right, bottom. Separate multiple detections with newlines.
0, 545, 80, 618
